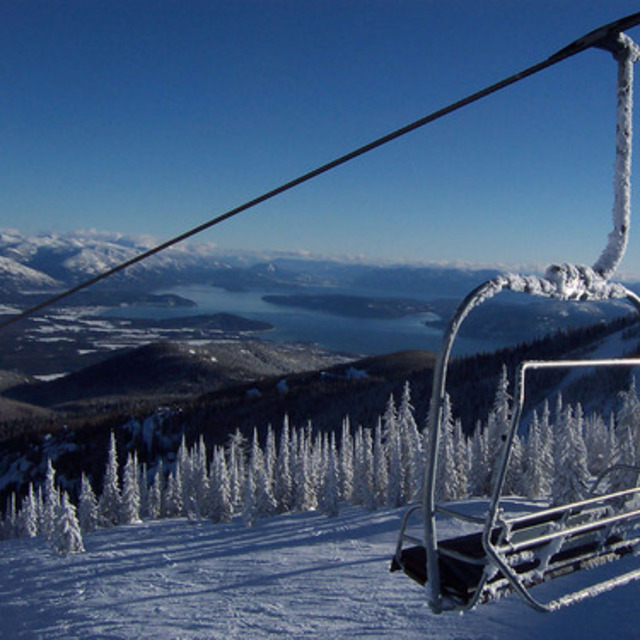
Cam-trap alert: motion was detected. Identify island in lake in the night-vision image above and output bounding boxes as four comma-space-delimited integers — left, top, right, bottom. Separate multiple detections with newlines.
263, 293, 443, 320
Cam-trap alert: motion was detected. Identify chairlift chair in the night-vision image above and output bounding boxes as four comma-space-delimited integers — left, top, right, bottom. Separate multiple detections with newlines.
392, 15, 640, 613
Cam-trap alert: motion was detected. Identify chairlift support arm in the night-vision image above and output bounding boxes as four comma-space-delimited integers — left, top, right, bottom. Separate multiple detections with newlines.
420, 17, 640, 614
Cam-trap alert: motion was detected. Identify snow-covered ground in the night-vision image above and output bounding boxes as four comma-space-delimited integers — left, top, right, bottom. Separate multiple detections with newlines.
1, 505, 639, 639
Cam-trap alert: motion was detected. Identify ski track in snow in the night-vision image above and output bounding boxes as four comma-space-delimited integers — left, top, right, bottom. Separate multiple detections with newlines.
1, 505, 640, 639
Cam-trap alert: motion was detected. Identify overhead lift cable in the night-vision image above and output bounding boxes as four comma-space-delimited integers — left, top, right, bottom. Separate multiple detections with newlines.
2, 11, 640, 330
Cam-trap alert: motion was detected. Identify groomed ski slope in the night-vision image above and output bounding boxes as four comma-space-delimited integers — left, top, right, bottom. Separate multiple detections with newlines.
1, 503, 639, 639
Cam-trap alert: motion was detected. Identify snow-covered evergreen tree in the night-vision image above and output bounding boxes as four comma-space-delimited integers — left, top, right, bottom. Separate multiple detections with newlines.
175, 436, 192, 517
138, 462, 150, 520
310, 430, 324, 503
503, 432, 523, 496
449, 419, 467, 499
435, 393, 458, 502
98, 432, 121, 527
17, 483, 39, 539
264, 425, 277, 503
52, 491, 84, 556
538, 400, 554, 497
584, 412, 610, 476
385, 393, 406, 507
274, 416, 293, 513
293, 427, 317, 512
120, 453, 141, 525
524, 411, 545, 499
552, 404, 590, 505
250, 428, 277, 518
163, 465, 184, 518
78, 473, 99, 533
42, 459, 60, 540
320, 433, 340, 517
468, 421, 489, 497
615, 377, 640, 488
351, 426, 366, 506
191, 436, 210, 518
242, 466, 257, 527
372, 419, 389, 507
398, 382, 423, 501
35, 485, 44, 536
210, 445, 232, 523
339, 417, 354, 502
147, 461, 164, 521
227, 429, 247, 509
361, 428, 376, 510
486, 365, 512, 493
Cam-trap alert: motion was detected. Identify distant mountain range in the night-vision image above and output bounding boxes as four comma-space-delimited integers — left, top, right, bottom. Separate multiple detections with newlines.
0, 229, 507, 297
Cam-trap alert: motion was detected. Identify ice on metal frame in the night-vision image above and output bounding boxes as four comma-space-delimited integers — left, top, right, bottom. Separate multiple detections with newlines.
593, 33, 640, 278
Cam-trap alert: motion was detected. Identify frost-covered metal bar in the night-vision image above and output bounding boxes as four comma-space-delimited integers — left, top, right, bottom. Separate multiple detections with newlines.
501, 485, 640, 527
594, 33, 640, 278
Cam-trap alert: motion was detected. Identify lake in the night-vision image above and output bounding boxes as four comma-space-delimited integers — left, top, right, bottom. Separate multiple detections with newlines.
103, 284, 501, 357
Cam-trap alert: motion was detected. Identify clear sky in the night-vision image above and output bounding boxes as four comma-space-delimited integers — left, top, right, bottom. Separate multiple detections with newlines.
3, 1, 640, 276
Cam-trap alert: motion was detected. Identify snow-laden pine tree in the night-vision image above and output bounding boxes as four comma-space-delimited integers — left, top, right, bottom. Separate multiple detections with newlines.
486, 365, 512, 493
310, 430, 324, 502
361, 428, 376, 510
502, 432, 523, 496
468, 421, 489, 497
17, 483, 39, 539
78, 473, 99, 533
242, 466, 257, 527
385, 393, 405, 507
524, 411, 545, 499
175, 436, 193, 516
615, 377, 640, 488
435, 393, 458, 502
372, 418, 389, 507
264, 425, 277, 502
35, 485, 44, 535
138, 462, 150, 520
339, 417, 354, 502
351, 426, 366, 506
583, 412, 610, 477
163, 464, 184, 518
319, 433, 340, 517
192, 436, 210, 518
274, 416, 293, 513
42, 459, 60, 540
147, 461, 164, 520
538, 400, 554, 497
552, 404, 590, 505
210, 445, 232, 523
293, 427, 317, 512
451, 418, 469, 499
227, 429, 247, 510
51, 491, 84, 556
398, 382, 423, 502
383, 393, 407, 507
98, 432, 121, 527
120, 453, 141, 525
250, 428, 277, 518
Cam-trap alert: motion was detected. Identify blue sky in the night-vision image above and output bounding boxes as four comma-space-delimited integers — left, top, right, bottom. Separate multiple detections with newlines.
3, 1, 640, 276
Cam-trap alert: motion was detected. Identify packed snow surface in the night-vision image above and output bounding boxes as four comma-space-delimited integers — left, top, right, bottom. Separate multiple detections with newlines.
1, 504, 640, 639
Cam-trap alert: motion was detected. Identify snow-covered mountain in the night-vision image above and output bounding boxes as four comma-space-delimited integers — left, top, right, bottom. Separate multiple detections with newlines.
0, 228, 504, 295
0, 255, 60, 292
0, 229, 234, 290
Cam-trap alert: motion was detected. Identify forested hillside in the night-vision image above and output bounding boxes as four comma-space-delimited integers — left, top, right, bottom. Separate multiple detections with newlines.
1, 310, 639, 533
